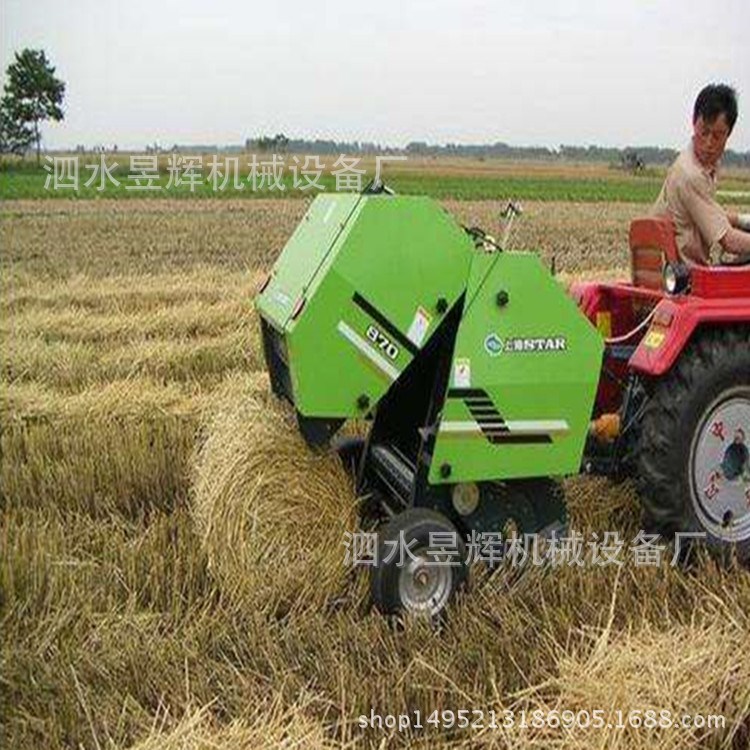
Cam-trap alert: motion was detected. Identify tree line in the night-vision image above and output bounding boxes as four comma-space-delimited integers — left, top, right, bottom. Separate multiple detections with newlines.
243, 136, 749, 168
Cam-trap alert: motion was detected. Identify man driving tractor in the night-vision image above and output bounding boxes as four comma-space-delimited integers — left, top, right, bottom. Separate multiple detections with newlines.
652, 83, 750, 266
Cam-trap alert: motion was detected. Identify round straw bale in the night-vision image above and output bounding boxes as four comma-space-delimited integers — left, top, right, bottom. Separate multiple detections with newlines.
192, 376, 358, 615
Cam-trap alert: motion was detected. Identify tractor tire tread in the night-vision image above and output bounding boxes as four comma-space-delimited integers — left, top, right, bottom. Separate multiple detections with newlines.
635, 325, 750, 558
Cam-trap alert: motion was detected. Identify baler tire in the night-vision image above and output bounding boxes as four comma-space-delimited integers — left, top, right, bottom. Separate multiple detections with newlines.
370, 507, 467, 618
635, 327, 750, 563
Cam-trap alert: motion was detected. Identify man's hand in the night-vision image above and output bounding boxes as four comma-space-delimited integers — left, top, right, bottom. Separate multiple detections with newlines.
727, 212, 750, 232
719, 249, 750, 265
719, 225, 750, 260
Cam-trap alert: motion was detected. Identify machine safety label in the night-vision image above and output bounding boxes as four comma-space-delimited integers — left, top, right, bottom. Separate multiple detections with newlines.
453, 358, 471, 388
407, 306, 432, 347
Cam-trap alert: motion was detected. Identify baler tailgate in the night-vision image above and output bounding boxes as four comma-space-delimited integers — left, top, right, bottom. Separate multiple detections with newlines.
258, 193, 361, 330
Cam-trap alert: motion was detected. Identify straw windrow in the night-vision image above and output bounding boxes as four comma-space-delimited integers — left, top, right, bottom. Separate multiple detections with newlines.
2, 198, 749, 750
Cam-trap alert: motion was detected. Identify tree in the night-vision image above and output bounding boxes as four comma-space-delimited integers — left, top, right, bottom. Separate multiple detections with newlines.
0, 100, 33, 155
273, 133, 289, 153
621, 149, 645, 174
1, 49, 65, 162
252, 133, 290, 152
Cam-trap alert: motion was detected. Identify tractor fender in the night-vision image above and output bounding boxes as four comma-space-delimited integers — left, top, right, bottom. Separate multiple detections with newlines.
569, 281, 606, 321
629, 296, 750, 377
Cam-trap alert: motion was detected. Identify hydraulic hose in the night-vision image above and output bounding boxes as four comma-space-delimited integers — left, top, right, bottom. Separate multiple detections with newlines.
604, 308, 657, 345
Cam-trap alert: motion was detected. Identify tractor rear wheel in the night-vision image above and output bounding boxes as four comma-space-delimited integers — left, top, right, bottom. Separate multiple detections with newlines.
636, 328, 750, 561
370, 507, 467, 618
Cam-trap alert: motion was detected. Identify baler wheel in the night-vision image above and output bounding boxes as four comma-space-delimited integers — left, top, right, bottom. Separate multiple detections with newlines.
370, 507, 467, 618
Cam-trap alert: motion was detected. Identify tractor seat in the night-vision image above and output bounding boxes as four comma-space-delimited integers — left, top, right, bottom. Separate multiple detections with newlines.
628, 215, 680, 289
629, 215, 750, 298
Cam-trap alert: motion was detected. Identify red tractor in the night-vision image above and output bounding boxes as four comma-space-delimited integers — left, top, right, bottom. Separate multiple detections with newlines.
575, 215, 750, 561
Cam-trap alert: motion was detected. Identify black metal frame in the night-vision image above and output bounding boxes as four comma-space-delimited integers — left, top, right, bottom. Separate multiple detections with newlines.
582, 372, 649, 480
356, 296, 465, 516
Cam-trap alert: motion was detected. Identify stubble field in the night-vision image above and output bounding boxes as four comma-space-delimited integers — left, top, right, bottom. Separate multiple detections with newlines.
1, 196, 749, 750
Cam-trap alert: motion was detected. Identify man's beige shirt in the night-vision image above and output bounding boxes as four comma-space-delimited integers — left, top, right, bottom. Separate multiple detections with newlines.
652, 141, 731, 265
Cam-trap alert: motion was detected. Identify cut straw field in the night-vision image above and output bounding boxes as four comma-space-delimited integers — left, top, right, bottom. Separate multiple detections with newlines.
1, 197, 749, 749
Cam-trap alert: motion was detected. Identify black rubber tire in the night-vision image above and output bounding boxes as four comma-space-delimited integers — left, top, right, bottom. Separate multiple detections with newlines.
635, 327, 750, 562
370, 507, 467, 617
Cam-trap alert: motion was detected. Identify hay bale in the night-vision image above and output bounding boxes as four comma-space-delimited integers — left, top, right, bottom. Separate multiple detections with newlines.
191, 376, 358, 614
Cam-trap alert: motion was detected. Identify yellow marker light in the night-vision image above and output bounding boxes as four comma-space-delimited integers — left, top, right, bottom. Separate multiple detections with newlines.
596, 311, 612, 338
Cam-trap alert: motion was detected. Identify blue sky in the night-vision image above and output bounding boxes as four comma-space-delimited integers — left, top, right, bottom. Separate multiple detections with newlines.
2, 0, 748, 151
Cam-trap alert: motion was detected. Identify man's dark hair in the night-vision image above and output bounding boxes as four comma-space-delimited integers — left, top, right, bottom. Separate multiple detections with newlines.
693, 84, 738, 132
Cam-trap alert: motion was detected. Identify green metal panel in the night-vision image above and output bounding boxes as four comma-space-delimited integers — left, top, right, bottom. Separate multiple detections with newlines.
256, 193, 361, 329
429, 252, 604, 483
256, 194, 475, 417
288, 254, 416, 414
332, 197, 473, 341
